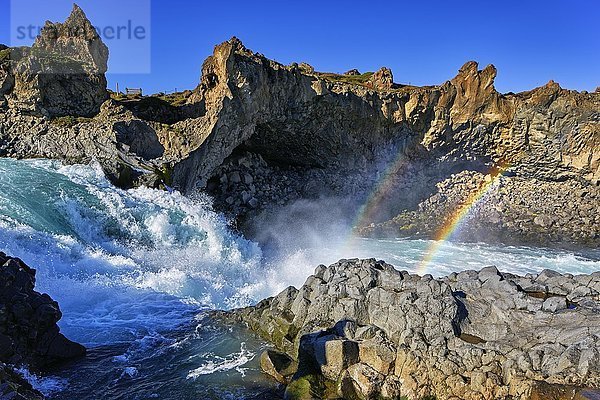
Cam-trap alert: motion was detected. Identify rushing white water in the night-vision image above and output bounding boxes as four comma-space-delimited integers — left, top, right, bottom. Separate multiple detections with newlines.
15, 367, 68, 397
0, 158, 598, 399
0, 159, 273, 344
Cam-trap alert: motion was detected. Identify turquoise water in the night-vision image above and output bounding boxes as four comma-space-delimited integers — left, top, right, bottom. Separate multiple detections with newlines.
0, 158, 598, 399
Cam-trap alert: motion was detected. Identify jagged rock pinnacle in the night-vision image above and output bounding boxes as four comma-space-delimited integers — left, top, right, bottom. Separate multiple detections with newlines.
6, 3, 109, 116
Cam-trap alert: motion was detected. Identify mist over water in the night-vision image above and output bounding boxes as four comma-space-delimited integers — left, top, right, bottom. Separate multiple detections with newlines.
0, 158, 598, 399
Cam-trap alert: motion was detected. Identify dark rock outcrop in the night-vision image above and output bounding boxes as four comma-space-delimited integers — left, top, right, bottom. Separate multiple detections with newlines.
0, 364, 44, 400
231, 259, 600, 400
0, 252, 85, 366
0, 253, 85, 399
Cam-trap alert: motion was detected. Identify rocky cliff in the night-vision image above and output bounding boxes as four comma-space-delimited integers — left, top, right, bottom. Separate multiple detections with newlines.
357, 170, 600, 246
177, 38, 598, 245
175, 39, 599, 190
0, 7, 598, 246
0, 253, 85, 399
1, 5, 108, 117
229, 259, 600, 400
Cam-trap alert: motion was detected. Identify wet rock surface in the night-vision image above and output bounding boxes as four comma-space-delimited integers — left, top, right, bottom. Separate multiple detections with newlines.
231, 259, 600, 400
0, 253, 85, 399
0, 364, 43, 400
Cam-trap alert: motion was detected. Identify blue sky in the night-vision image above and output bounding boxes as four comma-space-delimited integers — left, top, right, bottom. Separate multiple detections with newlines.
1, 0, 598, 94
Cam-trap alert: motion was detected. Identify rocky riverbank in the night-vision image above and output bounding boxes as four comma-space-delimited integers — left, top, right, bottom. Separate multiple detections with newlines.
228, 259, 600, 400
0, 253, 85, 399
0, 5, 598, 247
358, 170, 600, 246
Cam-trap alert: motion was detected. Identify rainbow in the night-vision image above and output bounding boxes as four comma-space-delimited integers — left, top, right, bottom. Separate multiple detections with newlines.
348, 152, 511, 275
415, 161, 511, 274
352, 152, 410, 230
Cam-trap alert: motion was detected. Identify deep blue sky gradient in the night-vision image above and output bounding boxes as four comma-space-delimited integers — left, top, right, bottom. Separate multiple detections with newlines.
1, 0, 598, 94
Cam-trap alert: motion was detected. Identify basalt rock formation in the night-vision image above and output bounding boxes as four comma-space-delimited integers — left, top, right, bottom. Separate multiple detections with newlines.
177, 40, 599, 189
2, 4, 108, 117
358, 170, 600, 246
0, 252, 85, 399
230, 259, 600, 400
0, 7, 598, 246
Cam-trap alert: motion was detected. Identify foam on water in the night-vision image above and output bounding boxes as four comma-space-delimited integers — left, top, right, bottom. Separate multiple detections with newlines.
15, 367, 69, 397
0, 158, 276, 346
186, 343, 255, 379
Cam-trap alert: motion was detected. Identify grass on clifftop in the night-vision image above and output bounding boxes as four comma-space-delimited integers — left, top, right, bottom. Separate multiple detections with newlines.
50, 116, 92, 127
109, 90, 192, 107
155, 90, 192, 107
317, 71, 374, 86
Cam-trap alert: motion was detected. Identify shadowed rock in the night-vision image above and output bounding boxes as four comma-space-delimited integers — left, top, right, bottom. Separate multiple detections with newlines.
0, 253, 86, 367
0, 252, 85, 400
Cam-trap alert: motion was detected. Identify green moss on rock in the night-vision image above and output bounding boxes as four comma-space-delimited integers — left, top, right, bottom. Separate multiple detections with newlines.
156, 163, 174, 187
50, 115, 92, 127
284, 374, 324, 400
0, 48, 11, 62
318, 71, 374, 86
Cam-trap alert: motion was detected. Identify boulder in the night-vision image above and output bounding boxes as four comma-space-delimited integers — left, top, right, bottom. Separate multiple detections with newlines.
542, 296, 568, 312
298, 63, 314, 74
341, 363, 385, 399
368, 67, 394, 90
260, 349, 297, 384
344, 69, 360, 76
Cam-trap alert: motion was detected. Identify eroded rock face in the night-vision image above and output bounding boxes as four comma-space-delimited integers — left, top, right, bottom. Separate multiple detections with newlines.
368, 67, 394, 90
232, 259, 600, 400
359, 170, 600, 245
162, 38, 599, 246
6, 4, 108, 117
174, 38, 599, 194
174, 37, 406, 192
